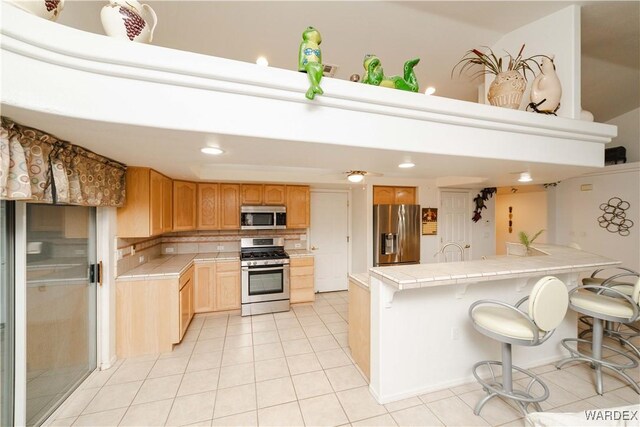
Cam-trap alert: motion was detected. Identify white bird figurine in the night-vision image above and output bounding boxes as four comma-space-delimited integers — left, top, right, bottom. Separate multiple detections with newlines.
529, 55, 562, 115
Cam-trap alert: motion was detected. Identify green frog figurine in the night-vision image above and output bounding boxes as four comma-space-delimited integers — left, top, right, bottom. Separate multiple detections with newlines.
298, 26, 324, 100
362, 54, 420, 92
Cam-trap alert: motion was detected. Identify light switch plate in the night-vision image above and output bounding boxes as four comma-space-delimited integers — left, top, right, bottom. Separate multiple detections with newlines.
165, 247, 175, 253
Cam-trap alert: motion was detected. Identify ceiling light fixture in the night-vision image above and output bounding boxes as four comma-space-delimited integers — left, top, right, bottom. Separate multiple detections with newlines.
347, 171, 365, 183
518, 172, 532, 182
256, 56, 269, 66
398, 162, 415, 169
201, 147, 224, 155
424, 86, 436, 95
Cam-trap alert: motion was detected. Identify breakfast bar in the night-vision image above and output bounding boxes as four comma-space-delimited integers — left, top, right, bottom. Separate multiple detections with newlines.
361, 245, 620, 404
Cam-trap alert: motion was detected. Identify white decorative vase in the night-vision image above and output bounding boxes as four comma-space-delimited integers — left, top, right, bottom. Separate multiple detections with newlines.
487, 70, 526, 109
100, 0, 157, 44
5, 0, 65, 21
530, 55, 562, 113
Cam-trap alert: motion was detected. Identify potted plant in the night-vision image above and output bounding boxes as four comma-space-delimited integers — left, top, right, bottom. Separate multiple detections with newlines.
452, 44, 548, 109
519, 229, 545, 254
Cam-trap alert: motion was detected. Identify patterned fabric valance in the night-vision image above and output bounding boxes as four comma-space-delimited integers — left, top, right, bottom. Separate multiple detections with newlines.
0, 117, 127, 207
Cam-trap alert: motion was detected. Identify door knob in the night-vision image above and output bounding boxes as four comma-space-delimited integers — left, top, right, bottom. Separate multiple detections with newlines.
464, 244, 471, 249
311, 246, 318, 250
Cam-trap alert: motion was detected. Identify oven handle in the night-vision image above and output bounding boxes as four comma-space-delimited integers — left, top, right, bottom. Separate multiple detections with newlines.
242, 265, 287, 272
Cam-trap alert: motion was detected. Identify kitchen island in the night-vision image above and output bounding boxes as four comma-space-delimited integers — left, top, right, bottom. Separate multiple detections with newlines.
360, 245, 619, 404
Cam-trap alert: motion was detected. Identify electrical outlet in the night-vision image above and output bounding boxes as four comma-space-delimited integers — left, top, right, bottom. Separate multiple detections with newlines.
117, 249, 124, 260
294, 243, 302, 248
451, 327, 460, 340
139, 255, 145, 263
165, 247, 175, 253
217, 245, 225, 251
300, 235, 307, 241
131, 246, 136, 255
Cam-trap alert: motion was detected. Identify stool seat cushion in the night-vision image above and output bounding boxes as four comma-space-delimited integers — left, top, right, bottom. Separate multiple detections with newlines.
570, 291, 634, 319
583, 278, 634, 297
472, 306, 541, 340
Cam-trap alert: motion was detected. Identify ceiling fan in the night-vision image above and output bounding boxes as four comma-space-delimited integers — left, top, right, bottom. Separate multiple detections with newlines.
344, 170, 383, 183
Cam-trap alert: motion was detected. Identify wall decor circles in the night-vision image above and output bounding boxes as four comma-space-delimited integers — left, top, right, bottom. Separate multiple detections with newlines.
598, 197, 633, 236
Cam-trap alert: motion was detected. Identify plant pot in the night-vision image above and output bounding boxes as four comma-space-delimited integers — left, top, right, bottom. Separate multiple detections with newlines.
505, 242, 528, 256
487, 70, 526, 109
5, 0, 65, 21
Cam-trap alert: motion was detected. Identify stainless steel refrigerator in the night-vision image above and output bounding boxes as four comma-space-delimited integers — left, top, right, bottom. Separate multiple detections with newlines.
373, 204, 421, 266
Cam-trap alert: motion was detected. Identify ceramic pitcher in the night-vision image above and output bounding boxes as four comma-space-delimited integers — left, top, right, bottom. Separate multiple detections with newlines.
100, 0, 157, 44
5, 0, 65, 21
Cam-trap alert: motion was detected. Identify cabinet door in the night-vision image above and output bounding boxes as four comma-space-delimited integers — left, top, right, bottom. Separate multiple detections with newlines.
220, 184, 240, 229
117, 167, 151, 238
214, 262, 241, 311
264, 185, 286, 205
194, 262, 215, 313
198, 183, 219, 230
150, 170, 164, 236
173, 181, 197, 231
395, 187, 416, 204
286, 185, 310, 228
162, 175, 173, 233
373, 186, 395, 205
290, 257, 315, 303
241, 184, 263, 205
179, 280, 191, 339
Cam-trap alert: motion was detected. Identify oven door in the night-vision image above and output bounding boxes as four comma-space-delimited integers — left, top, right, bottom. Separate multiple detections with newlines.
242, 264, 290, 303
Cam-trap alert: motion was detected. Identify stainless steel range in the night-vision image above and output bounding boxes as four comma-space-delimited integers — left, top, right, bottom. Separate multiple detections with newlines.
240, 237, 290, 316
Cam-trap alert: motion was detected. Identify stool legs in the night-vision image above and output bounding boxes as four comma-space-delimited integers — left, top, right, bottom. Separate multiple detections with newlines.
558, 318, 640, 395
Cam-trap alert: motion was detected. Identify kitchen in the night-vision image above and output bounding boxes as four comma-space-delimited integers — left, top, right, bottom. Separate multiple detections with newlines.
1, 0, 640, 427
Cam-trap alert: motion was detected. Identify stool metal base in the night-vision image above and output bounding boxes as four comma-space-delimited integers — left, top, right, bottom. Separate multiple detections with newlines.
578, 316, 640, 359
556, 337, 640, 395
472, 360, 549, 416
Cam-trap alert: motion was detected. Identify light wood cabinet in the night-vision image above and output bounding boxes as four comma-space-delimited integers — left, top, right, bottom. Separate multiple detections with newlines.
348, 278, 370, 380
286, 185, 310, 228
241, 184, 264, 205
178, 265, 194, 340
214, 261, 241, 311
173, 181, 197, 231
264, 185, 286, 205
162, 175, 173, 232
373, 186, 417, 205
290, 256, 315, 303
220, 184, 241, 229
117, 167, 173, 238
197, 183, 220, 230
194, 262, 216, 313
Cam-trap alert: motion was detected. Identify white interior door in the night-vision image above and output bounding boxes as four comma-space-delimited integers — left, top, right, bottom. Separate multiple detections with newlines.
439, 191, 471, 261
309, 191, 349, 292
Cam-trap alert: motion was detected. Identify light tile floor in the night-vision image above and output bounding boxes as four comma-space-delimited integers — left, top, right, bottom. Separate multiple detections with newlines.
47, 291, 640, 426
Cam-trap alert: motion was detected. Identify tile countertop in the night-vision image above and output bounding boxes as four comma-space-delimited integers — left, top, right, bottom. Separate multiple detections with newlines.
369, 244, 620, 291
348, 273, 370, 290
117, 252, 240, 280
286, 249, 314, 257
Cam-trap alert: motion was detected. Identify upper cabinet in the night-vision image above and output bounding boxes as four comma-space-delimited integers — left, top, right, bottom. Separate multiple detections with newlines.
197, 183, 220, 230
220, 184, 241, 229
264, 185, 286, 205
241, 184, 263, 205
286, 185, 310, 228
173, 181, 197, 231
117, 167, 173, 237
373, 186, 417, 205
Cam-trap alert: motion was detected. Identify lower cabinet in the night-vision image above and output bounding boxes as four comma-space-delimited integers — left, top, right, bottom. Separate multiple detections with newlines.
348, 278, 370, 381
214, 262, 241, 311
178, 265, 195, 340
194, 262, 216, 313
290, 256, 315, 303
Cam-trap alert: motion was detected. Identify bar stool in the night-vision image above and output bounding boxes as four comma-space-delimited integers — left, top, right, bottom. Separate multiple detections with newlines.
556, 276, 640, 395
578, 269, 640, 359
469, 276, 569, 416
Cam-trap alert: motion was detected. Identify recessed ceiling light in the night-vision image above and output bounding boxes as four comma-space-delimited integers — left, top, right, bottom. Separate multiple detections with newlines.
201, 147, 224, 155
256, 56, 269, 66
518, 172, 532, 182
424, 86, 436, 95
398, 162, 415, 169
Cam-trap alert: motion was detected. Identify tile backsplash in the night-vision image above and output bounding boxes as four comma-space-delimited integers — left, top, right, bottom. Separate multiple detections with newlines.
117, 229, 307, 276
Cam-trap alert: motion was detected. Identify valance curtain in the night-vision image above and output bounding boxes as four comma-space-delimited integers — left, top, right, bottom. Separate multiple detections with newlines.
0, 117, 127, 207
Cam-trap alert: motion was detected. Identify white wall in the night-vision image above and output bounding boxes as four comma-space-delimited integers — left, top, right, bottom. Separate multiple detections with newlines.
487, 6, 581, 118
495, 191, 548, 255
471, 194, 496, 260
551, 163, 640, 271
350, 185, 368, 274
606, 107, 640, 163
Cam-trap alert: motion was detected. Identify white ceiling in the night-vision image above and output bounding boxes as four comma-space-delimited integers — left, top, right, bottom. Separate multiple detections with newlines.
5, 1, 639, 187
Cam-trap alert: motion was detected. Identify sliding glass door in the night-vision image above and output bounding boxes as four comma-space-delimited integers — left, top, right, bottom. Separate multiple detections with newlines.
1, 201, 15, 426
25, 204, 97, 426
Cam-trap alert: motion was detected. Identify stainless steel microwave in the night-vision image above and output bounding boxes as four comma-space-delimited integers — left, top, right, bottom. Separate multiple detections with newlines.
240, 206, 286, 230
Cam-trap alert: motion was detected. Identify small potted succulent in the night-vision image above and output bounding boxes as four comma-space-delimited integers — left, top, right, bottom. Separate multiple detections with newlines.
452, 44, 549, 109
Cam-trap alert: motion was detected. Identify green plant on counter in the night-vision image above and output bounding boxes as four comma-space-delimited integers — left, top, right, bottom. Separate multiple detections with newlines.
518, 229, 545, 251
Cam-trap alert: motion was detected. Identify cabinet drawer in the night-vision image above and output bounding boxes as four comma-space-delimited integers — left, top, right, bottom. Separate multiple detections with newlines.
291, 266, 314, 277
290, 257, 314, 267
216, 261, 240, 272
291, 275, 314, 290
291, 287, 315, 304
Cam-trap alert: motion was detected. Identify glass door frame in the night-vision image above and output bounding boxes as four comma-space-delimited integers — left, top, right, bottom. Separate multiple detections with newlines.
1, 201, 15, 426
